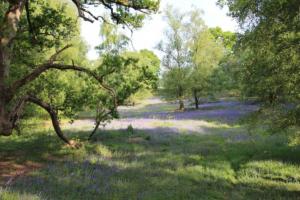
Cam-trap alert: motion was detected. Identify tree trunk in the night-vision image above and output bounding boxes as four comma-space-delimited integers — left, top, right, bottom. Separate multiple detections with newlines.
193, 90, 199, 109
179, 99, 184, 111
88, 121, 101, 140
0, 38, 13, 136
268, 92, 277, 105
177, 85, 185, 111
0, 97, 13, 136
0, 1, 25, 136
0, 1, 117, 144
0, 35, 13, 136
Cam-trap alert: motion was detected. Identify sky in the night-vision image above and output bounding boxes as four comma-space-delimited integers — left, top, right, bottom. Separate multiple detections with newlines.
80, 0, 238, 60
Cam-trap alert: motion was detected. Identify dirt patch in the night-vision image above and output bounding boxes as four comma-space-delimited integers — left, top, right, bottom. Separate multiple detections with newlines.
0, 158, 43, 187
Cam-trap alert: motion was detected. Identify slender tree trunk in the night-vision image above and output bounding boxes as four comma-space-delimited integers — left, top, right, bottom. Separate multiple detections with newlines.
268, 92, 277, 105
88, 121, 101, 140
193, 90, 199, 109
179, 99, 184, 110
178, 85, 184, 111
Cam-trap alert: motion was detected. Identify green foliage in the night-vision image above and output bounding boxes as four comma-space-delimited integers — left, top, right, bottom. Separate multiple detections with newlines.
160, 67, 191, 101
210, 27, 237, 51
188, 23, 225, 100
159, 7, 227, 107
158, 7, 193, 105
96, 21, 160, 107
2, 0, 160, 133
220, 0, 300, 128
84, 0, 159, 28
8, 0, 77, 84
208, 28, 239, 96
5, 0, 88, 121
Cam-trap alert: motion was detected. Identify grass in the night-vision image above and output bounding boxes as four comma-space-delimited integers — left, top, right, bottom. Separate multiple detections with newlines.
1, 121, 300, 200
0, 99, 300, 199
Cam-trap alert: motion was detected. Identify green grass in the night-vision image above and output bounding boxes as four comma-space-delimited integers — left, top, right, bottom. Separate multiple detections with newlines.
1, 122, 300, 200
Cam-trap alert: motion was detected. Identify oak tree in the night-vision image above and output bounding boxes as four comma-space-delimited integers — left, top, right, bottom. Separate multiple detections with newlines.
0, 0, 159, 144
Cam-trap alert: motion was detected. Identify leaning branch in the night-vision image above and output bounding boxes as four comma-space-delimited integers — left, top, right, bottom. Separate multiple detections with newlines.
27, 95, 71, 145
9, 63, 116, 102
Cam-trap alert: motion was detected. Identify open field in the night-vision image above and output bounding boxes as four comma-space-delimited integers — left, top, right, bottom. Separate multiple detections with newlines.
1, 98, 300, 200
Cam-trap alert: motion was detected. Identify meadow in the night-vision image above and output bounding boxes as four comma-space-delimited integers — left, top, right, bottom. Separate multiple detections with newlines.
1, 99, 300, 200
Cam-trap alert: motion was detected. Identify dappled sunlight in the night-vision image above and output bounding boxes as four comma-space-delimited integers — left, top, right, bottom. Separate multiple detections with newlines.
63, 118, 238, 137
0, 0, 298, 198
63, 99, 257, 140
2, 126, 300, 199
0, 98, 297, 199
237, 160, 300, 192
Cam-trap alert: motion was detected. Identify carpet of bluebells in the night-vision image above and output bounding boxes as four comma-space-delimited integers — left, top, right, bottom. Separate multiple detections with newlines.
1, 98, 300, 200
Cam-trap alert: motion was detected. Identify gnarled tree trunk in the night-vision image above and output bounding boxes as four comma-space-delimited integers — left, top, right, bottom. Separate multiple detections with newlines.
0, 0, 25, 136
0, 1, 73, 145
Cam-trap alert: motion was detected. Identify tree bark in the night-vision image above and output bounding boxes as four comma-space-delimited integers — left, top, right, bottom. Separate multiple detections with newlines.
179, 99, 184, 111
88, 121, 101, 140
0, 1, 25, 136
0, 1, 25, 79
0, 97, 13, 136
194, 90, 199, 109
177, 85, 185, 111
27, 96, 71, 145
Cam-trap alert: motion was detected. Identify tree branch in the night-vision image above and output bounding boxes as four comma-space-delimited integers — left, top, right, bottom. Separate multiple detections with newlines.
88, 107, 114, 140
48, 44, 73, 64
9, 42, 116, 103
70, 0, 159, 23
24, 0, 36, 42
27, 95, 71, 145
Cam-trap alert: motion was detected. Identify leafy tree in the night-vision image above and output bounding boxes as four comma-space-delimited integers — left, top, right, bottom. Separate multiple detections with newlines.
219, 0, 300, 127
187, 13, 224, 109
159, 8, 225, 109
81, 19, 160, 139
0, 0, 159, 144
158, 6, 192, 110
160, 67, 191, 110
96, 19, 160, 105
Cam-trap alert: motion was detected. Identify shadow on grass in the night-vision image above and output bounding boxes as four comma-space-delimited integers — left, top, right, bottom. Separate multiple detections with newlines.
1, 124, 300, 199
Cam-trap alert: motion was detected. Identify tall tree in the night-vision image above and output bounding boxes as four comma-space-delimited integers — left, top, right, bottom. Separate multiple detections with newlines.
187, 12, 224, 109
158, 6, 191, 110
159, 8, 225, 109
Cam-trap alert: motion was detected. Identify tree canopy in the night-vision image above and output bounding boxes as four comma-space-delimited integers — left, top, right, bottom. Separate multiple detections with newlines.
0, 0, 160, 144
159, 7, 226, 109
219, 0, 300, 127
